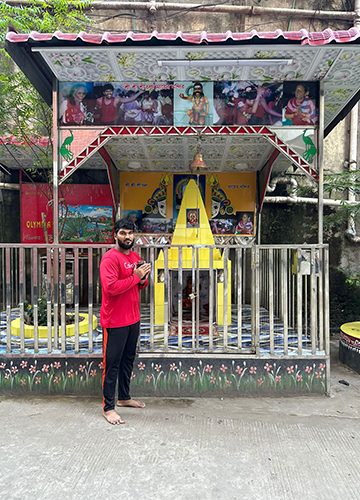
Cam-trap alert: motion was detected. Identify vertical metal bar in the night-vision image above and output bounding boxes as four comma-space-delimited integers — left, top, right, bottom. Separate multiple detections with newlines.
251, 248, 256, 351
10, 248, 14, 308
88, 248, 93, 354
74, 247, 80, 354
209, 247, 214, 353
163, 246, 169, 351
60, 248, 66, 354
46, 248, 52, 354
18, 248, 25, 355
149, 247, 155, 351
30, 248, 34, 306
2, 248, 5, 312
318, 79, 325, 245
15, 247, 19, 307
79, 256, 83, 307
243, 249, 246, 305
177, 247, 183, 351
290, 250, 294, 326
6, 248, 11, 353
277, 249, 280, 318
144, 247, 150, 304
269, 248, 274, 355
52, 80, 59, 244
223, 247, 229, 351
254, 247, 260, 355
296, 249, 303, 356
53, 247, 59, 350
281, 248, 288, 356
324, 245, 330, 395
191, 246, 196, 351
32, 248, 39, 354
304, 273, 308, 338
195, 246, 200, 351
259, 249, 263, 308
236, 247, 242, 352
310, 246, 317, 355
318, 247, 324, 352
95, 249, 101, 305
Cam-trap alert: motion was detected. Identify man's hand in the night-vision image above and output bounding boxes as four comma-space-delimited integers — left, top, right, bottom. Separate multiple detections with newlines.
134, 263, 151, 280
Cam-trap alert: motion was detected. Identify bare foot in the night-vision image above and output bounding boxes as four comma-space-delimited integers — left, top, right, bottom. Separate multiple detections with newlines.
117, 399, 146, 408
103, 409, 125, 425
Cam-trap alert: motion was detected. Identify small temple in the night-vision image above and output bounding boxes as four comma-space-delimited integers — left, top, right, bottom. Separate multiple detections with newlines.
154, 179, 231, 328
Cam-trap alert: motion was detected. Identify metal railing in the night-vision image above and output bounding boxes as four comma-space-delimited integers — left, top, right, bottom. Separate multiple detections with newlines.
0, 243, 329, 357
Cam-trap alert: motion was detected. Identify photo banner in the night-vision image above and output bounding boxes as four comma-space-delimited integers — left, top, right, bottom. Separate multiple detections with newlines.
59, 81, 319, 128
120, 172, 256, 235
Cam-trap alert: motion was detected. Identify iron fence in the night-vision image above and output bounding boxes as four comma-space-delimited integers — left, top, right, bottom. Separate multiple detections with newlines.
0, 243, 329, 357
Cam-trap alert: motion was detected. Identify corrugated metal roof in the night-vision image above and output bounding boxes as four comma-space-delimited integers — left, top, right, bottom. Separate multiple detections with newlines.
6, 28, 360, 46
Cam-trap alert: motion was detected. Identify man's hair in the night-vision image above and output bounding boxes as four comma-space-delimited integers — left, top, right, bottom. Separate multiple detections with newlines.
114, 218, 135, 234
103, 83, 114, 92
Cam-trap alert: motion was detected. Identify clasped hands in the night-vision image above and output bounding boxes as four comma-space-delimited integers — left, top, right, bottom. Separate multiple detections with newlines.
134, 262, 152, 281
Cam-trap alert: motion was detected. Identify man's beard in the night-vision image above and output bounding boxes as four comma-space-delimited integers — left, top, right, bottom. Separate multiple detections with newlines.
116, 238, 134, 250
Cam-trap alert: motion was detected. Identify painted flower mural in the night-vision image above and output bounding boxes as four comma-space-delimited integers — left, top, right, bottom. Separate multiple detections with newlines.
0, 358, 327, 395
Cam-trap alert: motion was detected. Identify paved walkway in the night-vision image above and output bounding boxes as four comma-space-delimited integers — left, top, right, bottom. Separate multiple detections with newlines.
1, 337, 360, 500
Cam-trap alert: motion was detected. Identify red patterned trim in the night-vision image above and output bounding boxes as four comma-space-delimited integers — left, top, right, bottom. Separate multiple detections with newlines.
58, 126, 317, 184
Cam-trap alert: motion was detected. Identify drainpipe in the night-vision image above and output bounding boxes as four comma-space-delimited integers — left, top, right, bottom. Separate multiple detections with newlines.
264, 196, 357, 206
344, 0, 360, 243
0, 183, 20, 190
266, 176, 297, 198
7, 0, 354, 20
264, 176, 359, 206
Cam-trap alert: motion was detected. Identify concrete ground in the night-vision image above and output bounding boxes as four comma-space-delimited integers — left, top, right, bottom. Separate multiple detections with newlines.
0, 337, 360, 500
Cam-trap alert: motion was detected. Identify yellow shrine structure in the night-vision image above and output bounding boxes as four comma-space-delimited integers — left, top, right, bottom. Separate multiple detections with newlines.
154, 179, 231, 326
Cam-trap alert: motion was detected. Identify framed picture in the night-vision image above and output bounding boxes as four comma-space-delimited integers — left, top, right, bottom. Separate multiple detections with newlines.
186, 209, 199, 228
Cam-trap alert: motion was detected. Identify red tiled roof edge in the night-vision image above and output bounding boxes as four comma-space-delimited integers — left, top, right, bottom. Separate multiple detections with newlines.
5, 28, 360, 46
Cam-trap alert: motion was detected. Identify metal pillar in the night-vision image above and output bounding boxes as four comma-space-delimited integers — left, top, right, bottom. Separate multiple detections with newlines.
317, 80, 324, 244
52, 81, 59, 244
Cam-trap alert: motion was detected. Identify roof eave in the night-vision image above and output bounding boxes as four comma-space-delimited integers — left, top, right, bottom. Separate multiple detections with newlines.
5, 39, 53, 106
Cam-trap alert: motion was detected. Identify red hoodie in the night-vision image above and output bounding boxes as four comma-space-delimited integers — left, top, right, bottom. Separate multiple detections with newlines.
100, 248, 148, 328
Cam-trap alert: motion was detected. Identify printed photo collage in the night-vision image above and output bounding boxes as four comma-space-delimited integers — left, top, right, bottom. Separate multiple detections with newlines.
59, 81, 319, 128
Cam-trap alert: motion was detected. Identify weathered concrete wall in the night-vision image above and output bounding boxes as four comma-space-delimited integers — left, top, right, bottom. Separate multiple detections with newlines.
243, 0, 351, 33
88, 0, 351, 35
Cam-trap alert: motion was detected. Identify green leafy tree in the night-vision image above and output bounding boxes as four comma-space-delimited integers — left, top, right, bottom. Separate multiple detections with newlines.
322, 170, 360, 232
0, 0, 93, 239
320, 170, 360, 287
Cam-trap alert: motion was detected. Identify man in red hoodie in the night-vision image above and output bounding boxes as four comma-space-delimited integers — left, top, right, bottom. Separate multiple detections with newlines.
100, 218, 151, 425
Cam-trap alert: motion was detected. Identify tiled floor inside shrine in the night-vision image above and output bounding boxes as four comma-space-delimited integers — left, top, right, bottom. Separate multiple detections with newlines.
0, 305, 323, 356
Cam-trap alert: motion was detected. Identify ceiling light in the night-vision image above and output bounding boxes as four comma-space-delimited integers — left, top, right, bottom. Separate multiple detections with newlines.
157, 59, 293, 68
128, 161, 142, 169
234, 163, 248, 170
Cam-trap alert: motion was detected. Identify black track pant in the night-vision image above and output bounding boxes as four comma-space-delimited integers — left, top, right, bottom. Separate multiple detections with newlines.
102, 321, 140, 412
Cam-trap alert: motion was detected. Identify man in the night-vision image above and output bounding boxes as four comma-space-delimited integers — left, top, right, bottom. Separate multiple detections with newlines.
100, 218, 151, 425
95, 84, 143, 125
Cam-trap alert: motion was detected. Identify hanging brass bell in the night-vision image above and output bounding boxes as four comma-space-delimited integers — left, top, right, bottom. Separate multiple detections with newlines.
189, 151, 207, 171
